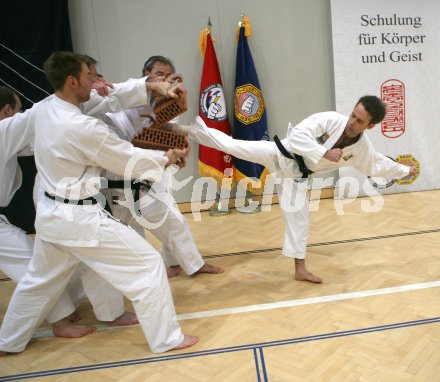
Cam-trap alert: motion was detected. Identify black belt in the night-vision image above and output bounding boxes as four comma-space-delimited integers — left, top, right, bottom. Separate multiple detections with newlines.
106, 180, 151, 204
106, 180, 151, 191
0, 206, 7, 215
44, 191, 99, 205
273, 135, 314, 179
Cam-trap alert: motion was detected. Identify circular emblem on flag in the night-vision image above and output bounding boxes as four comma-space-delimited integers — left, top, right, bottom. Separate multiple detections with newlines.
395, 154, 420, 185
234, 84, 264, 125
200, 84, 227, 121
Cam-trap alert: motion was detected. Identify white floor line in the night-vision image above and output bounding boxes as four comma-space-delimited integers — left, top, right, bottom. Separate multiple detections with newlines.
176, 280, 440, 320
32, 280, 440, 339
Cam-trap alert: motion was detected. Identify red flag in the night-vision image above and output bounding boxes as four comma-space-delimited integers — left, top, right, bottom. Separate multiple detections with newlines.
198, 30, 233, 184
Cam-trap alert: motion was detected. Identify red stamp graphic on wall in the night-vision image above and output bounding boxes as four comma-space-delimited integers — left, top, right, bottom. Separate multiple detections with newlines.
381, 79, 405, 138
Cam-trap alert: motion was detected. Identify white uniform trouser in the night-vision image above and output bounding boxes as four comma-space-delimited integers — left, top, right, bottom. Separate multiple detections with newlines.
0, 215, 35, 283
66, 264, 125, 322
106, 168, 204, 274
0, 213, 183, 354
0, 215, 124, 323
190, 117, 310, 259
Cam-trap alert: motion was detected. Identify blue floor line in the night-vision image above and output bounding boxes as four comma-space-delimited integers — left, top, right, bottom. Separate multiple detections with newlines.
1, 316, 439, 381
253, 348, 261, 382
259, 347, 268, 382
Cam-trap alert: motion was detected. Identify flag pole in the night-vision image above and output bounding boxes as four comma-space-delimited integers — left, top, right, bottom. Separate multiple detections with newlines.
209, 187, 234, 216
209, 169, 233, 216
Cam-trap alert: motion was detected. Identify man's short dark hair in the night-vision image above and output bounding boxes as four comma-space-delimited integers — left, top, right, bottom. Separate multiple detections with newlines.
43, 51, 85, 91
142, 55, 175, 75
81, 54, 98, 68
0, 86, 17, 110
357, 95, 386, 125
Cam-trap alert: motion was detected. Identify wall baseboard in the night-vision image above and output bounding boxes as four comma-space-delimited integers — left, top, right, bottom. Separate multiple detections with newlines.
178, 187, 335, 214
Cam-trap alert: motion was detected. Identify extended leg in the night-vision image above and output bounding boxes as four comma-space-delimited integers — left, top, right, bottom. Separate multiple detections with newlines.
190, 116, 277, 170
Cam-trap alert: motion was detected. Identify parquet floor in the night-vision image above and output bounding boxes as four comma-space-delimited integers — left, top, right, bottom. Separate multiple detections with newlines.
1, 190, 440, 381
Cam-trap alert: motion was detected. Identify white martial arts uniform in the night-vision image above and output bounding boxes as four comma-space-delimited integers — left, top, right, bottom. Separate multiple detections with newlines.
103, 107, 204, 274
0, 93, 183, 354
0, 78, 156, 327
189, 113, 410, 259
0, 131, 34, 283
0, 109, 81, 323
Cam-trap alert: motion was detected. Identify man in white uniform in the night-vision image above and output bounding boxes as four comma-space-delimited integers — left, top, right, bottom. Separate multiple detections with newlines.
188, 95, 418, 283
101, 55, 223, 277
0, 52, 198, 355
0, 83, 151, 337
0, 87, 33, 285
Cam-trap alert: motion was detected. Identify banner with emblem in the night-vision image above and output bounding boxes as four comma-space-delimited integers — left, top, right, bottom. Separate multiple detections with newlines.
233, 16, 269, 194
331, 0, 440, 195
198, 25, 233, 184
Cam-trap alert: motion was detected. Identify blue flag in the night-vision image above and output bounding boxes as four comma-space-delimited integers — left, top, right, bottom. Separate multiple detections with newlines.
233, 24, 269, 194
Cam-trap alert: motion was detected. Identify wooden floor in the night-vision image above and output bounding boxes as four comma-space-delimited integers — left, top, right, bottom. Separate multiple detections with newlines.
1, 190, 440, 381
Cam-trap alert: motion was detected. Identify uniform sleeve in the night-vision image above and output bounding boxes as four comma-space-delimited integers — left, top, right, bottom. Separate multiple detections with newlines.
80, 77, 149, 120
79, 119, 168, 182
0, 107, 36, 159
124, 107, 180, 135
285, 113, 331, 164
123, 106, 152, 132
367, 152, 409, 179
17, 144, 34, 157
356, 135, 410, 179
105, 106, 152, 141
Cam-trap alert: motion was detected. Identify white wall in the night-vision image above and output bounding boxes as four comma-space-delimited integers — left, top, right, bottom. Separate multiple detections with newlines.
68, 0, 336, 202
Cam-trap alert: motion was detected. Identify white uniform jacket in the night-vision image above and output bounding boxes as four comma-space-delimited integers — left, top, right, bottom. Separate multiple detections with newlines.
34, 95, 168, 247
278, 111, 410, 180
0, 77, 150, 210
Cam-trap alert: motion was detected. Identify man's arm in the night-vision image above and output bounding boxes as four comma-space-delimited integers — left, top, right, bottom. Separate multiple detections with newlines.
80, 78, 149, 119
370, 153, 416, 179
358, 136, 417, 179
322, 148, 343, 162
91, 74, 114, 96
83, 119, 189, 181
104, 106, 151, 141
285, 123, 328, 164
81, 77, 184, 120
0, 106, 39, 159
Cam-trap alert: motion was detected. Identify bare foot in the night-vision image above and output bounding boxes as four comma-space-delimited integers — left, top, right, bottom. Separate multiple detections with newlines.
108, 311, 139, 326
170, 335, 199, 351
52, 318, 96, 338
167, 265, 182, 278
294, 259, 322, 284
193, 263, 224, 275
295, 269, 322, 283
0, 351, 7, 357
